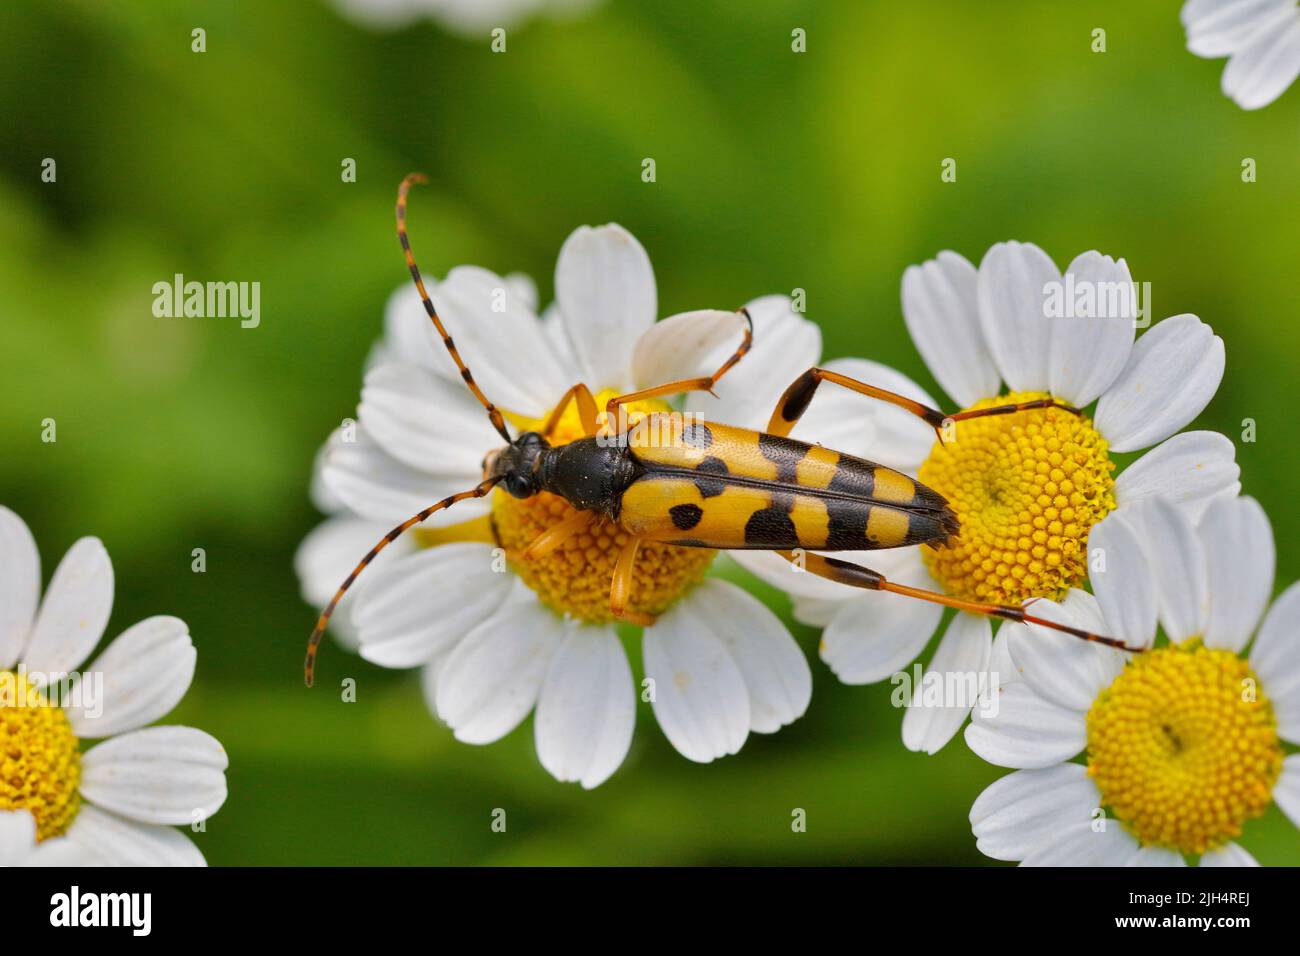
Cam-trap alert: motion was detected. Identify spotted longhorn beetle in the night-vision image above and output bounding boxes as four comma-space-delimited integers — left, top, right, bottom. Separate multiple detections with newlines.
304, 174, 1142, 686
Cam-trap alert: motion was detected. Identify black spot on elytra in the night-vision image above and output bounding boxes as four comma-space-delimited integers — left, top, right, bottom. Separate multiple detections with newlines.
681, 422, 713, 450
693, 456, 729, 498
669, 503, 704, 530
757, 432, 804, 485
744, 507, 797, 546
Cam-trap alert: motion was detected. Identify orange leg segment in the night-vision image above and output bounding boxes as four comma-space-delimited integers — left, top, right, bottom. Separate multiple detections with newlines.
765, 368, 1082, 442
775, 550, 1144, 653
603, 307, 753, 430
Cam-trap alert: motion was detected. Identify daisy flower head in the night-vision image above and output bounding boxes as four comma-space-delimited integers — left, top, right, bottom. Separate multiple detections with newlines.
732, 241, 1238, 754
1, 507, 227, 866
299, 177, 819, 788
966, 494, 1298, 866
1182, 0, 1300, 109
330, 0, 601, 37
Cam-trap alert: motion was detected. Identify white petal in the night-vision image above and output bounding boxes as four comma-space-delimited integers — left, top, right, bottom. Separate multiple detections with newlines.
1183, 0, 1297, 57
901, 250, 999, 407
821, 591, 944, 684
685, 294, 821, 431
1200, 842, 1261, 866
419, 655, 446, 721
23, 537, 113, 681
80, 726, 228, 826
555, 223, 657, 389
976, 241, 1059, 392
965, 681, 1086, 769
987, 628, 1018, 689
534, 626, 635, 789
1272, 754, 1300, 829
1222, 14, 1300, 109
790, 595, 842, 628
902, 613, 992, 754
1249, 581, 1300, 741
360, 362, 505, 475
1114, 430, 1241, 520
322, 426, 487, 526
1129, 846, 1188, 866
0, 507, 40, 670
1088, 511, 1159, 651
381, 281, 456, 378
436, 602, 564, 744
24, 835, 107, 866
969, 764, 1102, 862
354, 543, 511, 668
504, 272, 539, 314
66, 805, 206, 866
686, 579, 811, 733
1094, 314, 1225, 452
631, 309, 747, 393
1199, 495, 1274, 653
1021, 821, 1141, 866
1009, 589, 1129, 710
1047, 252, 1137, 406
66, 616, 196, 738
788, 356, 939, 472
432, 265, 571, 417
1128, 497, 1208, 643
644, 601, 750, 763
0, 810, 37, 866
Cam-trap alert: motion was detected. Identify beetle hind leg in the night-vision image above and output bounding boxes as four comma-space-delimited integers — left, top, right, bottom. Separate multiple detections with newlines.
765, 367, 1083, 443
775, 550, 1145, 653
608, 534, 658, 626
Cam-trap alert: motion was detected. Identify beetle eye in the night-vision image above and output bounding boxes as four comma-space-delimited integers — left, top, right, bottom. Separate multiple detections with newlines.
505, 473, 531, 498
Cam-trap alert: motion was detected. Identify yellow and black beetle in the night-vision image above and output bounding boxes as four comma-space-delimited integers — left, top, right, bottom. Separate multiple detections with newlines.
304, 175, 1141, 686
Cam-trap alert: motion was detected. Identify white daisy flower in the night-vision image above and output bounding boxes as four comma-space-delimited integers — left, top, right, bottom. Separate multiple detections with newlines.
299, 210, 818, 788
1182, 0, 1300, 109
0, 507, 228, 866
731, 241, 1238, 755
330, 0, 600, 36
966, 494, 1298, 866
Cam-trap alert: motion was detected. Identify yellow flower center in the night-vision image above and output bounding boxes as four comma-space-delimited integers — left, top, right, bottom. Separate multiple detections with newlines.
0, 671, 82, 841
491, 389, 715, 624
1086, 642, 1283, 856
918, 391, 1115, 605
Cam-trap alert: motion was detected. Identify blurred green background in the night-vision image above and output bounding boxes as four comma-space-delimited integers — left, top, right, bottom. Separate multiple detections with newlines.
2, 0, 1298, 865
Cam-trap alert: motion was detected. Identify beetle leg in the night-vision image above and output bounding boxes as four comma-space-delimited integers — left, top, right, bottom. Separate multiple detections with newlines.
774, 549, 1146, 653
541, 383, 601, 438
608, 534, 657, 626
521, 508, 595, 561
305, 476, 503, 686
766, 368, 1081, 442
602, 307, 753, 432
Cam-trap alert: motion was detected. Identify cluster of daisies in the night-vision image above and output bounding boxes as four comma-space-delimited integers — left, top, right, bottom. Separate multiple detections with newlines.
7, 0, 1298, 872
291, 217, 1297, 867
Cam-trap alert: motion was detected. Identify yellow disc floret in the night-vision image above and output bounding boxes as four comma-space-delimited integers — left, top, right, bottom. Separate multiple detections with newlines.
1086, 642, 1283, 856
0, 671, 82, 841
918, 391, 1115, 605
493, 389, 714, 623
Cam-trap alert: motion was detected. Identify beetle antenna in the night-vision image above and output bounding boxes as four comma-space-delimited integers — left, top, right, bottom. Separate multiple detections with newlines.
397, 173, 512, 444
304, 476, 501, 687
